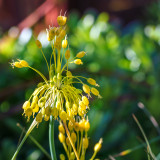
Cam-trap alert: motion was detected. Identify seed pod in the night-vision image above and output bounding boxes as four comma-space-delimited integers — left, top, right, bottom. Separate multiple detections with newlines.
83, 84, 90, 94
36, 112, 43, 123
35, 40, 42, 48
65, 49, 70, 60
62, 39, 68, 48
94, 138, 103, 152
76, 51, 86, 58
59, 133, 65, 143
83, 137, 89, 149
57, 16, 67, 26
74, 59, 83, 65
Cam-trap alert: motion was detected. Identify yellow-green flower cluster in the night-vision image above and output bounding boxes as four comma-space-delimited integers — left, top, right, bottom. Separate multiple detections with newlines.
11, 13, 102, 160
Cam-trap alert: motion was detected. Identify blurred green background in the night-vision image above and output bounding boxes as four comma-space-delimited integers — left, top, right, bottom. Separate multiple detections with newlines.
1, 0, 160, 159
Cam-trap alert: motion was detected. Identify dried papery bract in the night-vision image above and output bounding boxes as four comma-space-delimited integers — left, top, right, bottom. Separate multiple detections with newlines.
11, 11, 102, 160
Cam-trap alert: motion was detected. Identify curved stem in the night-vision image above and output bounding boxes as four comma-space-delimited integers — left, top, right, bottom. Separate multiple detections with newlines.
11, 119, 37, 160
49, 116, 57, 160
63, 123, 80, 160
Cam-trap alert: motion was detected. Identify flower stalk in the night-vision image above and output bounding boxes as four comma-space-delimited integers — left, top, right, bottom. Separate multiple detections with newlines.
49, 116, 57, 160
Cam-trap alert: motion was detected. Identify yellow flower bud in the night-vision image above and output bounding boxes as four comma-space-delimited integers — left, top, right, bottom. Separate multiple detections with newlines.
60, 110, 67, 122
58, 123, 65, 134
22, 101, 30, 110
45, 106, 51, 116
82, 96, 89, 106
94, 138, 103, 152
70, 152, 75, 160
65, 49, 70, 60
78, 107, 85, 117
24, 108, 33, 121
41, 107, 45, 115
33, 104, 39, 113
44, 115, 50, 121
51, 107, 58, 118
47, 27, 56, 41
38, 97, 46, 108
60, 154, 65, 160
13, 62, 23, 68
87, 78, 99, 86
79, 120, 85, 131
66, 137, 70, 146
84, 120, 90, 132
79, 101, 86, 110
31, 101, 36, 109
35, 40, 42, 48
62, 39, 68, 48
57, 16, 67, 26
74, 59, 83, 65
74, 122, 79, 132
83, 137, 89, 149
83, 84, 90, 94
19, 60, 29, 67
66, 71, 72, 77
59, 133, 65, 143
36, 112, 43, 123
76, 51, 86, 58
91, 87, 102, 98
68, 121, 74, 131
71, 132, 77, 143
33, 96, 38, 103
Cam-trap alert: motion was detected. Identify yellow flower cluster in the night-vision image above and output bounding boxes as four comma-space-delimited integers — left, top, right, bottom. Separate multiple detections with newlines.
58, 118, 90, 160
11, 12, 102, 160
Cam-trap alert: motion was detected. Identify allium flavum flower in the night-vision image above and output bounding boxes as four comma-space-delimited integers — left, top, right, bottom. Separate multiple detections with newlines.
11, 12, 102, 160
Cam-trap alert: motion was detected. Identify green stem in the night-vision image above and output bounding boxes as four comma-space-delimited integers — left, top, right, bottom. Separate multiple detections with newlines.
49, 116, 57, 160
11, 119, 37, 160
